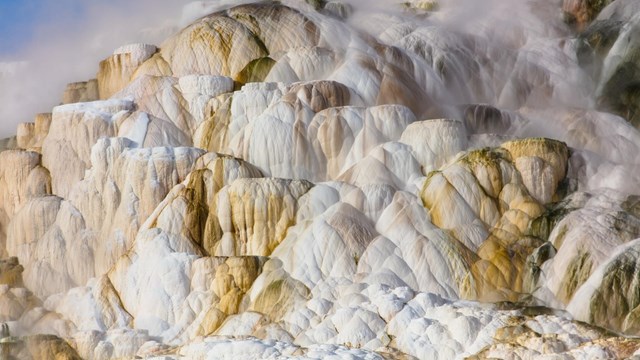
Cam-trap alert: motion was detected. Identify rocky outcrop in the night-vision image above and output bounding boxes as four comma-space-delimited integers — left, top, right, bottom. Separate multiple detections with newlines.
63, 80, 99, 104
98, 44, 158, 99
0, 150, 50, 256
595, 14, 640, 127
568, 238, 640, 333
3, 0, 640, 358
563, 0, 613, 30
7, 143, 204, 298
420, 138, 569, 301
15, 113, 52, 151
0, 137, 17, 153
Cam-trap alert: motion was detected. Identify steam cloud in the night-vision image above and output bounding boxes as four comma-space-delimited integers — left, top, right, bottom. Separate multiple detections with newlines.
0, 0, 570, 138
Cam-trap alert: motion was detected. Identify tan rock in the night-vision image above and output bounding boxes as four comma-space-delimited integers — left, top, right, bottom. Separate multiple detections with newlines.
215, 178, 313, 256
0, 150, 50, 256
62, 79, 99, 104
147, 152, 262, 255
98, 44, 157, 99
250, 272, 310, 321
12, 334, 82, 360
421, 139, 570, 301
563, 0, 613, 30
0, 137, 17, 153
0, 258, 23, 288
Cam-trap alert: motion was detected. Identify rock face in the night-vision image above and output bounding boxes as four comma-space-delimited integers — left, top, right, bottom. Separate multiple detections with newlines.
595, 13, 640, 127
3, 0, 640, 359
16, 113, 52, 151
563, 0, 613, 30
63, 80, 99, 105
420, 138, 569, 301
98, 44, 158, 99
0, 137, 17, 153
0, 150, 50, 256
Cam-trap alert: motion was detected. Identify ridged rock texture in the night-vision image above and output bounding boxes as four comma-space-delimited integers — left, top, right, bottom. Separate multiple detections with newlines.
2, 0, 640, 359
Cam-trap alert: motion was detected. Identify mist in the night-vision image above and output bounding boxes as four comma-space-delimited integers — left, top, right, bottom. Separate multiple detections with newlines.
0, 0, 576, 138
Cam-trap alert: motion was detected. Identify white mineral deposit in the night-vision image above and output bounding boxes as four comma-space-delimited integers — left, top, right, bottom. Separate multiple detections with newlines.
1, 0, 640, 358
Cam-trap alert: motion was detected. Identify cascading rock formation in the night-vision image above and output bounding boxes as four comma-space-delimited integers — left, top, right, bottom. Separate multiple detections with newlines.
3, 0, 640, 358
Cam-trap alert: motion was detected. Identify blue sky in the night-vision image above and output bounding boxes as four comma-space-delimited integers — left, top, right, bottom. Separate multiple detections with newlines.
0, 0, 87, 58
0, 1, 38, 56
